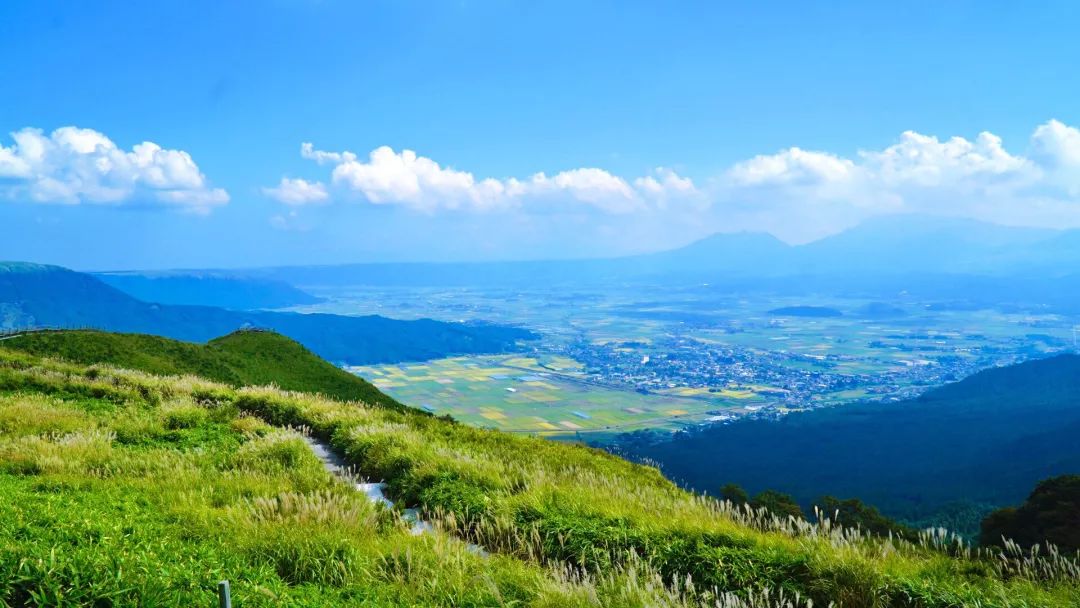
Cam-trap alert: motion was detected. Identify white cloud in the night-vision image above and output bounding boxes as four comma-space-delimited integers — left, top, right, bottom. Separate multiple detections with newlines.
273, 143, 697, 212
330, 146, 506, 210
722, 127, 1041, 199
525, 168, 637, 213
727, 147, 856, 187
709, 120, 1080, 240
860, 131, 1032, 189
262, 177, 328, 205
266, 120, 1080, 242
300, 142, 353, 166
1030, 119, 1080, 168
634, 167, 696, 198
1028, 119, 1080, 195
0, 126, 227, 210
720, 147, 879, 216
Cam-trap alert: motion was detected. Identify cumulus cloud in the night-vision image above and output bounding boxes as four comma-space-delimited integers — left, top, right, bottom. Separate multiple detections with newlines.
268, 143, 696, 212
721, 126, 1049, 200
634, 168, 696, 198
329, 146, 507, 210
1030, 119, 1080, 168
300, 142, 352, 166
0, 126, 227, 210
728, 147, 856, 187
720, 147, 880, 216
262, 177, 328, 205
522, 168, 638, 213
1028, 119, 1080, 195
263, 120, 1080, 241
711, 119, 1080, 239
859, 131, 1033, 193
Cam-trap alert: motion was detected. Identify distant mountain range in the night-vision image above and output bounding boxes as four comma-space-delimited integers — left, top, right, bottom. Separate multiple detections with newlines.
135, 216, 1080, 293
626, 215, 1080, 279
94, 272, 323, 310
77, 216, 1061, 316
0, 262, 535, 364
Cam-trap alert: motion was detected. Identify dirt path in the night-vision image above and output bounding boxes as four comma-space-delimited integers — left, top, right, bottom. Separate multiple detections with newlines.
302, 435, 483, 552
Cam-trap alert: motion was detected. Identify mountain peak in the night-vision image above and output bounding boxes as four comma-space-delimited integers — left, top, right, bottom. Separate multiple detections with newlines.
684, 231, 790, 248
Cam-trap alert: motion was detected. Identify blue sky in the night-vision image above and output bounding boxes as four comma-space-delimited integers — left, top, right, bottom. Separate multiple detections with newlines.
3, 1, 1080, 269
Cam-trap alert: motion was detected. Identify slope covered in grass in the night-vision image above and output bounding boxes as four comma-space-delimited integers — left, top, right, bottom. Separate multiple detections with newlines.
1, 329, 406, 411
0, 360, 647, 607
0, 345, 1076, 606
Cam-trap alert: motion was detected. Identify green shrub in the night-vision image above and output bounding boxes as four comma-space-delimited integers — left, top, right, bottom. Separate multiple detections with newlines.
163, 404, 209, 430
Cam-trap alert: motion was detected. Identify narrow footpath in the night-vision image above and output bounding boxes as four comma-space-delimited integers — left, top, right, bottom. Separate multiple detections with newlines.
302, 435, 485, 554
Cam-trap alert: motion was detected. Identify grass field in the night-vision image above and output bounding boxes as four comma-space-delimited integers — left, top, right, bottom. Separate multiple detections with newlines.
2, 329, 407, 411
1, 343, 1076, 606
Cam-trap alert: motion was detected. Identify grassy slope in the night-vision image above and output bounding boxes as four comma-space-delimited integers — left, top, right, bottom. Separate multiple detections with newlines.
1, 329, 407, 412
0, 361, 607, 607
0, 347, 1076, 606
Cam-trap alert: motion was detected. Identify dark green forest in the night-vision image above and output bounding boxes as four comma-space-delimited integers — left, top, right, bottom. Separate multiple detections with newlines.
981, 475, 1080, 552
616, 354, 1080, 537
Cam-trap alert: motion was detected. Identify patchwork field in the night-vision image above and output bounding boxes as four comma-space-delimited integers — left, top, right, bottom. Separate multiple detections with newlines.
349, 355, 755, 435
317, 285, 1080, 437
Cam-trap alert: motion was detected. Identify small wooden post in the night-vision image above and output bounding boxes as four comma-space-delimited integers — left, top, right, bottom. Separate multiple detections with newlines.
218, 580, 232, 608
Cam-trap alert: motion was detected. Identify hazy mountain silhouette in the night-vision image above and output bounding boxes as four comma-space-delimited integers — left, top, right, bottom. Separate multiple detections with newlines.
0, 262, 535, 364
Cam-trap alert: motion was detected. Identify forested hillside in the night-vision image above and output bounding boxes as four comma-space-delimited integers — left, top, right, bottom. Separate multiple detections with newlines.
0, 262, 535, 364
617, 354, 1080, 537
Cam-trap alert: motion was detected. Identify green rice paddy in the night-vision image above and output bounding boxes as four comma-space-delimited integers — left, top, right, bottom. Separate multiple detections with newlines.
321, 287, 1078, 437
349, 355, 758, 435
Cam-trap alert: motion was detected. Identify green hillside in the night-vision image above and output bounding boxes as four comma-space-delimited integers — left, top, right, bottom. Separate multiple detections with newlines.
981, 475, 1080, 552
0, 342, 1076, 606
0, 262, 536, 365
0, 329, 406, 412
